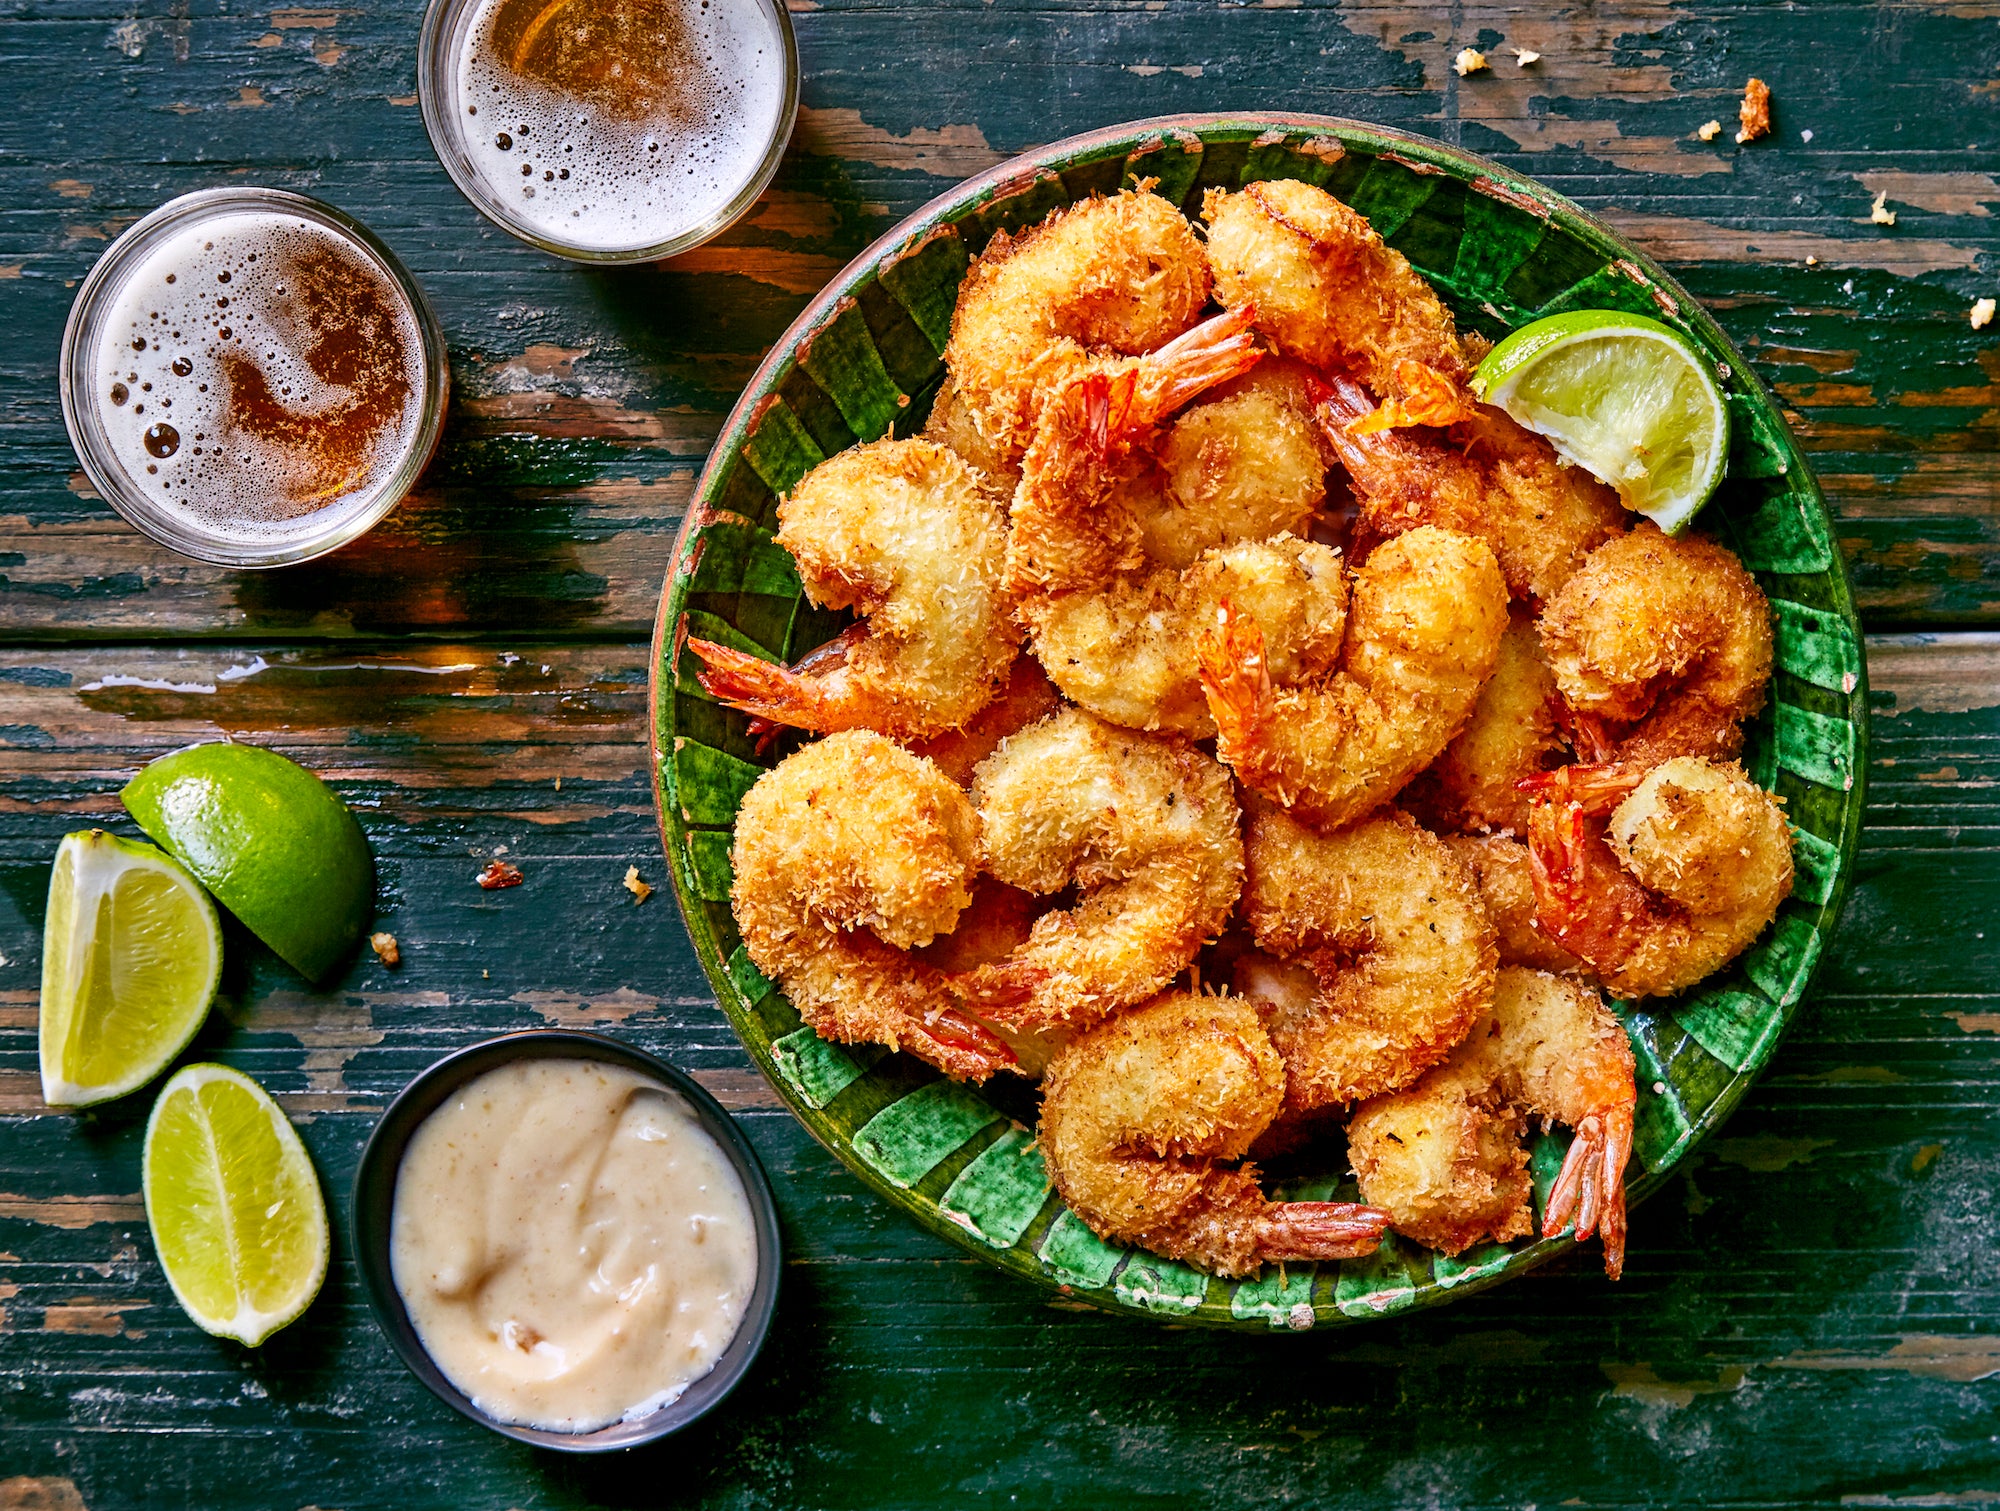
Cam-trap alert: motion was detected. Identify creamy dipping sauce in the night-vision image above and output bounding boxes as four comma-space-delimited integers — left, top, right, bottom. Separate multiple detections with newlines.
390, 1058, 758, 1432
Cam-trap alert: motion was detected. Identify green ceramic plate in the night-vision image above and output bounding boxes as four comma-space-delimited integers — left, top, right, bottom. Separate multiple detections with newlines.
648, 114, 1868, 1329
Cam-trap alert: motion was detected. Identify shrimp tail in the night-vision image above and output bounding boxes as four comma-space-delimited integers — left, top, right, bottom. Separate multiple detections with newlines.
1516, 761, 1646, 815
1197, 597, 1275, 778
1345, 358, 1476, 434
1541, 1104, 1633, 1280
689, 629, 862, 733
950, 959, 1056, 1020
1253, 1201, 1394, 1261
918, 1006, 1020, 1072
1085, 305, 1264, 457
1550, 696, 1620, 764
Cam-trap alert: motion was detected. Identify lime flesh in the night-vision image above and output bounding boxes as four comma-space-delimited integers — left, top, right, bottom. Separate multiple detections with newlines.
122, 742, 373, 983
1473, 309, 1731, 534
143, 1062, 329, 1346
39, 830, 221, 1108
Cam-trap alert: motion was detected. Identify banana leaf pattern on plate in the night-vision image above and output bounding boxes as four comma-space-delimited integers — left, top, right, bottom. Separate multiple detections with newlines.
649, 115, 1868, 1329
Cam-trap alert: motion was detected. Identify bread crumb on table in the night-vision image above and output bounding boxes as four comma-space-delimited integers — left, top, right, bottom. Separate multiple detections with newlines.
624, 865, 653, 904
1512, 47, 1540, 66
477, 859, 525, 889
1736, 77, 1771, 143
1454, 47, 1488, 76
370, 932, 400, 968
1974, 298, 1997, 331
1697, 119, 1723, 142
1870, 190, 1897, 226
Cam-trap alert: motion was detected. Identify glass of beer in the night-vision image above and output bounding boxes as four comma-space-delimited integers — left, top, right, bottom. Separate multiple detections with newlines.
418, 0, 798, 262
59, 188, 449, 569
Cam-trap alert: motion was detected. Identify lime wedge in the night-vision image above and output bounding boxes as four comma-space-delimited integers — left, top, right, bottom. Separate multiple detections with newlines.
143, 1063, 329, 1346
1472, 309, 1731, 534
122, 742, 373, 983
39, 830, 221, 1108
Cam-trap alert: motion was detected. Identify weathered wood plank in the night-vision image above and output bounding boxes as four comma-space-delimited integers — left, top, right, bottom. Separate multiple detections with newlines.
0, 633, 1995, 1506
2, 0, 1997, 637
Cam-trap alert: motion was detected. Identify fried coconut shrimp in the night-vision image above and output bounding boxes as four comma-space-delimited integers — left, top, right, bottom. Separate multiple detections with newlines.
1347, 967, 1637, 1278
689, 438, 1018, 740
931, 188, 1211, 482
1038, 992, 1392, 1278
1317, 376, 1627, 605
1539, 524, 1773, 765
1010, 308, 1350, 735
1235, 808, 1496, 1113
1404, 612, 1563, 836
730, 732, 1014, 1082
957, 707, 1244, 1030
902, 658, 1063, 787
1203, 179, 1473, 426
1199, 524, 1508, 830
1524, 758, 1794, 999
1130, 358, 1333, 571
1443, 834, 1584, 975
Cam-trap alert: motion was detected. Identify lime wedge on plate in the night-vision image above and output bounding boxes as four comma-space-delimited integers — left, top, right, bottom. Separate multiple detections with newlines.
122, 742, 373, 983
39, 829, 221, 1108
1472, 309, 1731, 534
144, 1062, 329, 1345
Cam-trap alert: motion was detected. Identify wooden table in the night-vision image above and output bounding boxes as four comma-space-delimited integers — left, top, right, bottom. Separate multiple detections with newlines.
3, 2, 1998, 1506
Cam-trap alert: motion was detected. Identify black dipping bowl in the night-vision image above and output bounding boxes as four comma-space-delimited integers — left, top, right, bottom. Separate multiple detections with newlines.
351, 1030, 782, 1452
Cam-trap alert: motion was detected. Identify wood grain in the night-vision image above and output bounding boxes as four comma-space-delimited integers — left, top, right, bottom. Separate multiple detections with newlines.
5, 0, 2000, 1503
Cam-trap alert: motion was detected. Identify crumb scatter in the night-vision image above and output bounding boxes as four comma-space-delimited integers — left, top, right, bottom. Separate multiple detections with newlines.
1736, 78, 1770, 144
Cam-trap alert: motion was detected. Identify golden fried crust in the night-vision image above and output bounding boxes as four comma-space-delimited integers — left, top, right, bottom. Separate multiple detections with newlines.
1039, 992, 1285, 1277
961, 707, 1244, 1029
1405, 613, 1560, 836
1442, 834, 1585, 975
1203, 179, 1468, 397
941, 190, 1210, 473
1349, 968, 1632, 1254
730, 734, 998, 1080
1206, 525, 1509, 830
1240, 807, 1497, 1112
769, 436, 1019, 738
1540, 524, 1773, 760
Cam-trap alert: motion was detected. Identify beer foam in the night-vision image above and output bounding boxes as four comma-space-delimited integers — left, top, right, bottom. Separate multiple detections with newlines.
90, 211, 427, 544
455, 0, 786, 253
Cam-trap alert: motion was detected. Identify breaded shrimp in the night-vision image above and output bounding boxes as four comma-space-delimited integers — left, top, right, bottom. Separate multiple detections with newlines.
1317, 376, 1628, 605
731, 733, 1017, 1081
1347, 967, 1637, 1278
957, 707, 1244, 1031
1404, 612, 1564, 836
1038, 991, 1393, 1278
689, 438, 1018, 740
1009, 307, 1350, 734
1539, 525, 1773, 766
1523, 758, 1794, 999
1130, 357, 1333, 572
932, 189, 1211, 484
1199, 524, 1509, 830
1202, 179, 1473, 423
1235, 807, 1497, 1113
1443, 834, 1585, 975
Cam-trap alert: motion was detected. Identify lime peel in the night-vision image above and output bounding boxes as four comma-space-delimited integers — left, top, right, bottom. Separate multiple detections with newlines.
143, 1062, 329, 1346
1473, 309, 1730, 535
39, 829, 221, 1108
